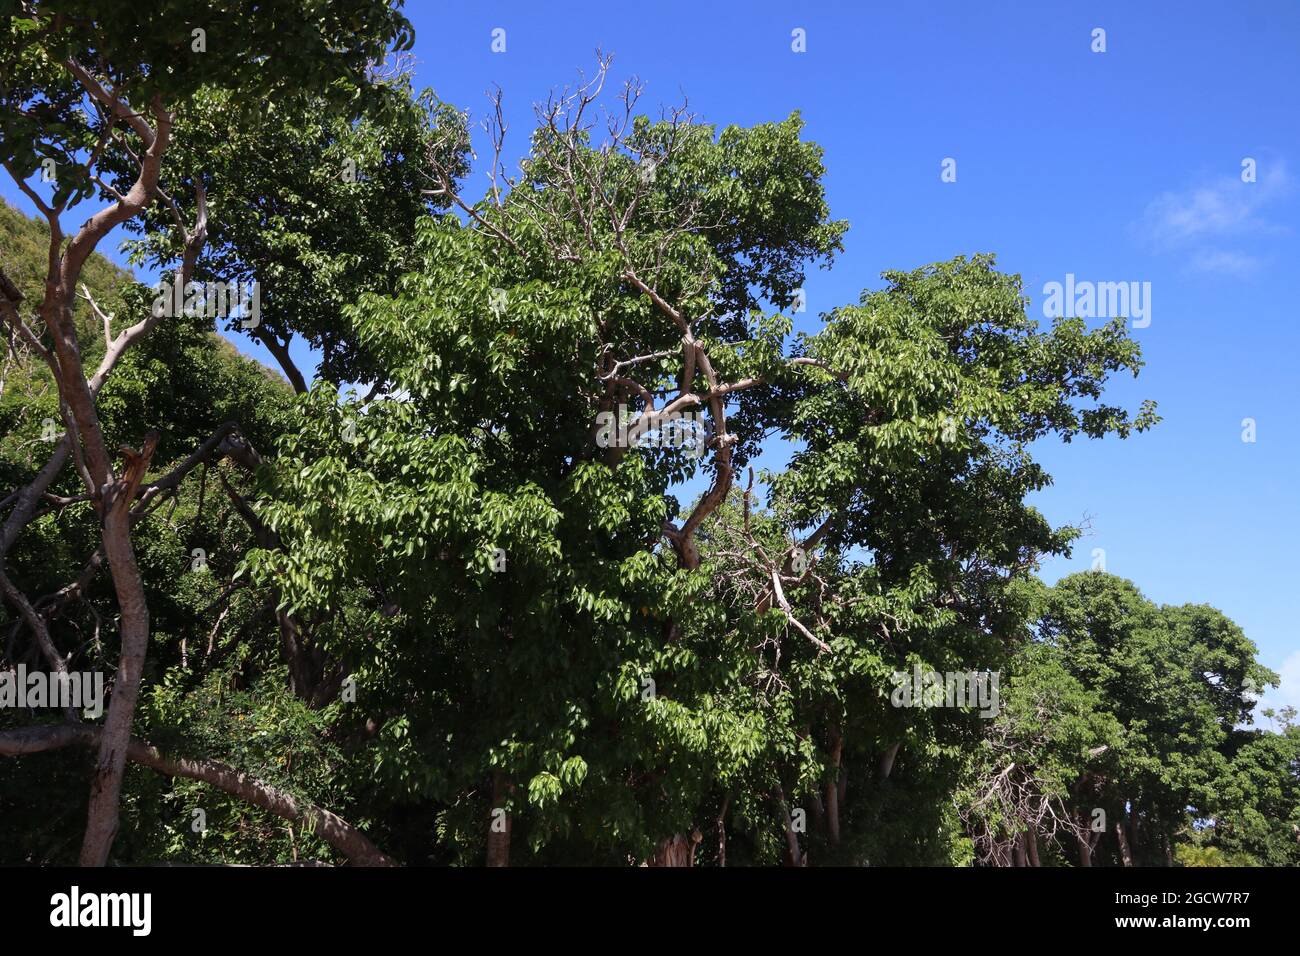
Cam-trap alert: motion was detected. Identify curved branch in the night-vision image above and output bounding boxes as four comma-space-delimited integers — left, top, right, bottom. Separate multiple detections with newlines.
251, 328, 308, 394
0, 724, 396, 866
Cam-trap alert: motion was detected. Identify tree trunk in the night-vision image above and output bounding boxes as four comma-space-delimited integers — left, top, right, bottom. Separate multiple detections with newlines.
776, 790, 806, 867
1077, 834, 1093, 867
79, 430, 159, 866
878, 741, 901, 781
486, 771, 511, 867
824, 728, 843, 847
1025, 828, 1040, 867
253, 327, 308, 394
716, 795, 730, 868
808, 788, 825, 834
648, 831, 700, 867
1115, 817, 1134, 867
277, 610, 342, 708
37, 102, 174, 866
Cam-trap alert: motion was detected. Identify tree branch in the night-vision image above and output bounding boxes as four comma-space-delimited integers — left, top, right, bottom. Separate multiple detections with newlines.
0, 724, 396, 865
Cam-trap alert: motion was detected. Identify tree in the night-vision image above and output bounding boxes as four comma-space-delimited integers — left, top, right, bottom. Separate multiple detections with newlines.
0, 0, 414, 866
958, 639, 1124, 866
979, 573, 1279, 867
1196, 708, 1300, 867
250, 59, 1155, 865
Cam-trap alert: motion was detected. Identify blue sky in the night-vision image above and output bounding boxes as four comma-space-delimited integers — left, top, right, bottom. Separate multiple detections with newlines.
5, 1, 1298, 713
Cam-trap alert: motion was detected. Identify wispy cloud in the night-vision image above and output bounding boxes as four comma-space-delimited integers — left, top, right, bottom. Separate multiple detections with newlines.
1187, 249, 1263, 277
1251, 649, 1300, 728
1135, 160, 1289, 276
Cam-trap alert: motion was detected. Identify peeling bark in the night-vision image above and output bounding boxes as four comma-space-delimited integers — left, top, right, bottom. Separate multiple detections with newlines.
647, 831, 700, 867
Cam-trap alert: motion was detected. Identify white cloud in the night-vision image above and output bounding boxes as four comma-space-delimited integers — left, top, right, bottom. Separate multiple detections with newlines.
1135, 161, 1289, 280
1186, 249, 1263, 277
1138, 161, 1289, 248
1250, 649, 1300, 728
